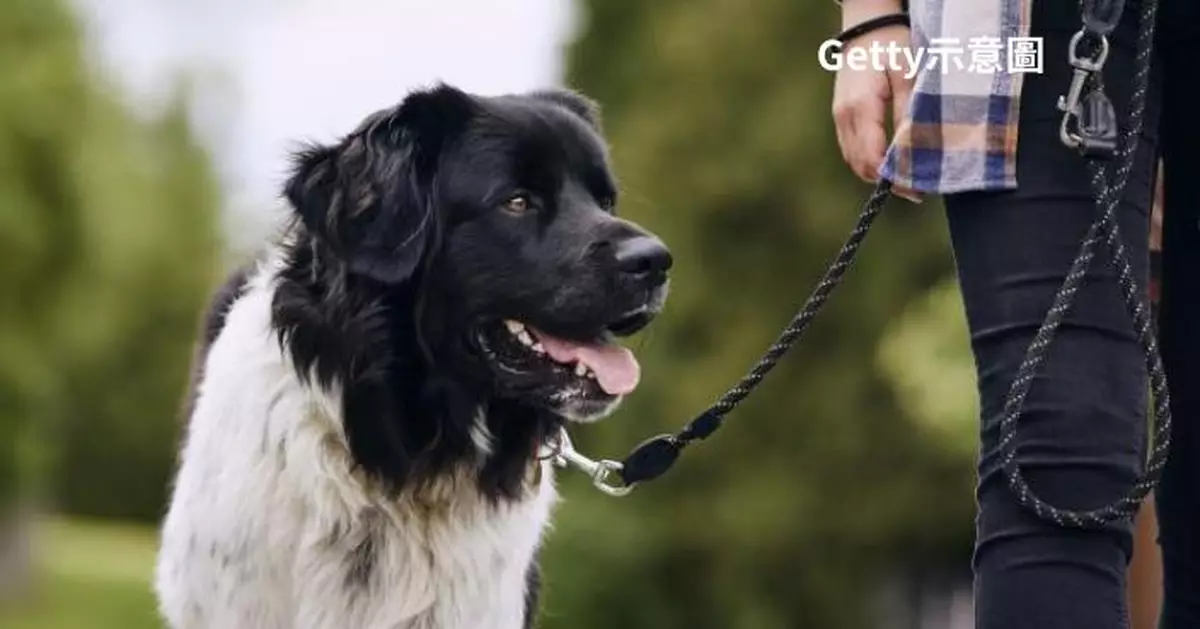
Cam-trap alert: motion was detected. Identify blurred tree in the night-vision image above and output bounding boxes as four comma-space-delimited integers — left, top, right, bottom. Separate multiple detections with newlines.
0, 0, 222, 529
541, 1, 977, 627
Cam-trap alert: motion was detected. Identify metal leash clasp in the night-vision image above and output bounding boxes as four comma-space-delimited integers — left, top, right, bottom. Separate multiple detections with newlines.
1058, 29, 1117, 157
552, 429, 635, 497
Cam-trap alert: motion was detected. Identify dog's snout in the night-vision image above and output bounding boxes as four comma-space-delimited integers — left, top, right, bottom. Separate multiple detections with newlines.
613, 235, 672, 282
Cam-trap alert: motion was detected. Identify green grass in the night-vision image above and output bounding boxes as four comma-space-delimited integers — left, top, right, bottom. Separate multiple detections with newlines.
0, 518, 161, 629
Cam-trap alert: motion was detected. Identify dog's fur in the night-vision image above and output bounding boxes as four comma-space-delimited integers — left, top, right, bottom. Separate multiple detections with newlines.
155, 84, 669, 629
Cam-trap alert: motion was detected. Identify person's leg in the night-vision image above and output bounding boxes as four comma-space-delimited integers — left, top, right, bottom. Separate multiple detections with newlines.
1153, 5, 1200, 625
942, 2, 1162, 628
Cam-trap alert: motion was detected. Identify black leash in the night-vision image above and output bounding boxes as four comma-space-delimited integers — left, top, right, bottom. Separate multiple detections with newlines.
559, 0, 1171, 529
1000, 0, 1170, 529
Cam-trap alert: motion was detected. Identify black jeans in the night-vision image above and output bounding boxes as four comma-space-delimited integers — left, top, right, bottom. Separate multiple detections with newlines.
943, 1, 1200, 627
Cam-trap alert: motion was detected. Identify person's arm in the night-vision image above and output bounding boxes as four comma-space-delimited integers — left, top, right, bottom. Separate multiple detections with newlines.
831, 0, 916, 194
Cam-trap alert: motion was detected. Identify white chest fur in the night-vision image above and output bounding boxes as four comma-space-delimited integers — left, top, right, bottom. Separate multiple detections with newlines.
155, 265, 558, 629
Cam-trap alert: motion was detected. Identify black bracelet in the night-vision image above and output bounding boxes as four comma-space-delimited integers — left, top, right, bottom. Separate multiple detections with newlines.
835, 13, 911, 44
834, 0, 908, 9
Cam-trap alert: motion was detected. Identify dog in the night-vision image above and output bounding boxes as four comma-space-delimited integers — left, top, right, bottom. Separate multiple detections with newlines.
154, 84, 671, 629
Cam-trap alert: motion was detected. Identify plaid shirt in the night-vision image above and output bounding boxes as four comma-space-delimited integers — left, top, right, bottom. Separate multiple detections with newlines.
876, 0, 1165, 305
880, 0, 1033, 193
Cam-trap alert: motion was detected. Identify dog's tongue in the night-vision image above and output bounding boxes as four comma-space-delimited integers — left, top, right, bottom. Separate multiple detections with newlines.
532, 330, 640, 395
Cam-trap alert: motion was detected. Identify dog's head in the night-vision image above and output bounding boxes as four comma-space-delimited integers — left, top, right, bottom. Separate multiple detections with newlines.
279, 84, 669, 479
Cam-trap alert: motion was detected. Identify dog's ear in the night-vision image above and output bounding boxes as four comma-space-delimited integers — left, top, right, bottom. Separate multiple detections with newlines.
284, 84, 476, 284
529, 88, 601, 129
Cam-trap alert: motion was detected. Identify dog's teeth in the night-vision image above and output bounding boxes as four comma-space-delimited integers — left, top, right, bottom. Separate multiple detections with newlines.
504, 320, 525, 335
586, 371, 596, 380
517, 330, 535, 347
532, 343, 545, 354
574, 363, 587, 377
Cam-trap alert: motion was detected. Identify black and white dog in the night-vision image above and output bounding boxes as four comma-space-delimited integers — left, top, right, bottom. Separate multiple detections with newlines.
155, 84, 670, 629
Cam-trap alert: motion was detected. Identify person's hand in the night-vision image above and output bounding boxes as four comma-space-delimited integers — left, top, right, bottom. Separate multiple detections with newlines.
832, 0, 920, 201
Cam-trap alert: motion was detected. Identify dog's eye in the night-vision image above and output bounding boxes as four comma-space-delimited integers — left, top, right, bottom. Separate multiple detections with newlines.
502, 195, 534, 215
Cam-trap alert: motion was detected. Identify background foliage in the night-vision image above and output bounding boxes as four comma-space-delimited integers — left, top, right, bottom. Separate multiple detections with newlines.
0, 0, 980, 627
0, 0, 221, 522
538, 1, 974, 627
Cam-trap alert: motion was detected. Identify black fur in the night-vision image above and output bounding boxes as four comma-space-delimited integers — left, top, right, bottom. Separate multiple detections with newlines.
522, 560, 541, 629
344, 509, 383, 590
345, 534, 376, 589
270, 83, 669, 502
182, 265, 251, 423
528, 88, 602, 129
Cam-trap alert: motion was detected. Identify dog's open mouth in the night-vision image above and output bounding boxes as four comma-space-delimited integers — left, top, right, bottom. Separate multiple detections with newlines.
476, 318, 641, 406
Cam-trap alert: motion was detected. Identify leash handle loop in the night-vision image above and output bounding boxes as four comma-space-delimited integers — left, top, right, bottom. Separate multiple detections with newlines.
997, 0, 1169, 529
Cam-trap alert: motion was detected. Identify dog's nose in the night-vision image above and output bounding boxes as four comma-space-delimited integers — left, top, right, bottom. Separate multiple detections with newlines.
614, 235, 672, 281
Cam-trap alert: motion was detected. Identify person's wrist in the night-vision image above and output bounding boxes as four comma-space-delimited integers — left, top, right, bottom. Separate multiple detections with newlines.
840, 0, 905, 30
836, 14, 910, 47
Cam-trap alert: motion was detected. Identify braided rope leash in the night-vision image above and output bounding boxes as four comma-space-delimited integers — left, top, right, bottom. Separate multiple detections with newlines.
558, 0, 1171, 531
551, 181, 892, 496
999, 0, 1170, 529
554, 181, 893, 496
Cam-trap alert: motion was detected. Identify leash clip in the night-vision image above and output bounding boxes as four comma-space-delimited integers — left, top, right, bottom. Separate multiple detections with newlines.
1058, 29, 1117, 158
552, 430, 634, 497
